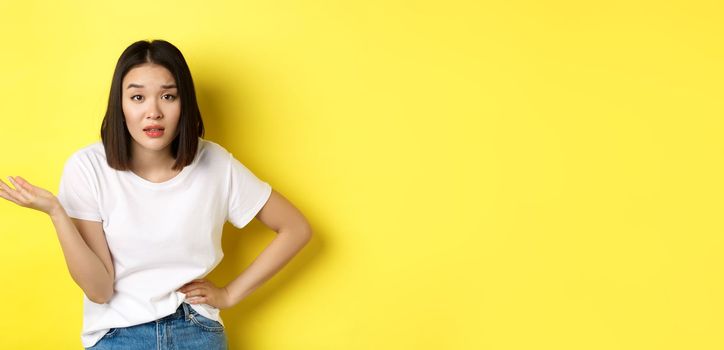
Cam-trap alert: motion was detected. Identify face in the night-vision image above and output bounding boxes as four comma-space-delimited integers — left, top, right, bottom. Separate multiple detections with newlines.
122, 63, 181, 156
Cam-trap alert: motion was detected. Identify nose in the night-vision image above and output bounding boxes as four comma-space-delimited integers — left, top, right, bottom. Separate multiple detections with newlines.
147, 101, 163, 119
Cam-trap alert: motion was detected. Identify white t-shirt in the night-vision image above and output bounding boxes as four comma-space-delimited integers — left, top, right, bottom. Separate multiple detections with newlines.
57, 137, 272, 348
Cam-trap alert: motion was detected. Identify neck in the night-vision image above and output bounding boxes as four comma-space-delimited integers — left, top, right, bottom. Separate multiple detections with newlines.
130, 142, 176, 173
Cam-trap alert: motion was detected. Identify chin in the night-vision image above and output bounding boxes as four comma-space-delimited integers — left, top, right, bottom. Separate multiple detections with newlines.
132, 136, 171, 149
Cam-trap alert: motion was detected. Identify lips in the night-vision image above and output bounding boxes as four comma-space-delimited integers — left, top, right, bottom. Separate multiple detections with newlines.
143, 125, 165, 131
144, 129, 165, 138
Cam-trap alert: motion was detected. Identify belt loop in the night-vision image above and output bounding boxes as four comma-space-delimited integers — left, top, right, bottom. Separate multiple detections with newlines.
182, 302, 191, 320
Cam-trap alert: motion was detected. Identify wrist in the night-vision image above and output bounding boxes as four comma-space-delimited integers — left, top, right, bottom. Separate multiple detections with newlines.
223, 286, 238, 306
48, 200, 65, 218
224, 285, 247, 306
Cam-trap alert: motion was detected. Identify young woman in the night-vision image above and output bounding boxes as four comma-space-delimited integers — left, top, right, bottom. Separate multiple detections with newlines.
0, 39, 312, 349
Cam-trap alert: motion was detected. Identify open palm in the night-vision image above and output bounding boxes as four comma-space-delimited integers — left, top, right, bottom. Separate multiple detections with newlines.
0, 176, 59, 214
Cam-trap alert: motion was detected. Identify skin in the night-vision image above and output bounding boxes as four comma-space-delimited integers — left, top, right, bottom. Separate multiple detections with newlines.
122, 63, 183, 181
0, 63, 312, 310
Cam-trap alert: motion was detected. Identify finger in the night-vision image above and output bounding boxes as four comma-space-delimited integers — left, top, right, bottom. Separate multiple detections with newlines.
7, 176, 27, 193
179, 284, 206, 294
0, 188, 22, 205
186, 291, 204, 301
189, 296, 206, 304
181, 279, 206, 288
7, 177, 32, 202
0, 178, 25, 203
0, 178, 14, 191
183, 279, 205, 284
14, 176, 34, 191
0, 180, 16, 195
5, 176, 18, 189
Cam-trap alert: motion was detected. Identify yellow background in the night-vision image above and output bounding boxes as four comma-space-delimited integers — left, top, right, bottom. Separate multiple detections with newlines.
0, 0, 722, 349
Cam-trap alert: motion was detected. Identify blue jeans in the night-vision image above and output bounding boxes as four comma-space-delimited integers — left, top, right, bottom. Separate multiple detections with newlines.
86, 302, 228, 349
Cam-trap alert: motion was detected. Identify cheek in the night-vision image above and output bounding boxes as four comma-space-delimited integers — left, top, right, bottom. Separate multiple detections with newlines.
121, 101, 134, 117
122, 103, 146, 122
167, 102, 181, 114
120, 105, 136, 127
165, 105, 182, 124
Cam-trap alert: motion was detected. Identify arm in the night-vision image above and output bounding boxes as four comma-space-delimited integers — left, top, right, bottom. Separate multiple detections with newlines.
0, 176, 115, 304
223, 189, 312, 305
49, 203, 115, 304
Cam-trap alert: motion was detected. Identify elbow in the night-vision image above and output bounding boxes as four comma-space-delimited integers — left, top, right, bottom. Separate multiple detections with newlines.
87, 293, 110, 304
280, 223, 312, 244
301, 224, 313, 244
101, 288, 115, 304
87, 283, 114, 304
88, 296, 107, 304
297, 220, 312, 241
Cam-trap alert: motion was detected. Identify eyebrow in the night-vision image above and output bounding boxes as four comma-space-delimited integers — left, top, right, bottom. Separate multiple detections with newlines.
126, 83, 177, 89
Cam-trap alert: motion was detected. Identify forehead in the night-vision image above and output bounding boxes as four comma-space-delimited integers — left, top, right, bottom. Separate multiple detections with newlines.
123, 64, 176, 85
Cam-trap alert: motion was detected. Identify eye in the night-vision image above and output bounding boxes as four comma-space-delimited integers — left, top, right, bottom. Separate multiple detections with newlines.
131, 95, 143, 101
163, 94, 176, 101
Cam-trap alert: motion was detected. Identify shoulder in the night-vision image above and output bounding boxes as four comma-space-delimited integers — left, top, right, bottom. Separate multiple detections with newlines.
198, 138, 234, 163
200, 138, 230, 156
63, 140, 106, 169
197, 139, 260, 176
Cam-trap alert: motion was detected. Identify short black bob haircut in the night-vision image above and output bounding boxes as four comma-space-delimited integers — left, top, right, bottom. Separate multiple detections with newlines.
100, 39, 205, 171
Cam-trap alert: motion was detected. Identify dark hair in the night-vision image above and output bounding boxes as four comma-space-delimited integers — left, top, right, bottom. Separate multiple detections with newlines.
100, 39, 205, 171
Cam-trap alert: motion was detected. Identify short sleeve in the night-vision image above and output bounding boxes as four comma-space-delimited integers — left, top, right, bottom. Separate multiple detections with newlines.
226, 153, 272, 229
57, 154, 102, 222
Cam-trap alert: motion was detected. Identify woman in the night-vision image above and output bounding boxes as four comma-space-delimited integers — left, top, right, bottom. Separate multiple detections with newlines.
0, 39, 312, 349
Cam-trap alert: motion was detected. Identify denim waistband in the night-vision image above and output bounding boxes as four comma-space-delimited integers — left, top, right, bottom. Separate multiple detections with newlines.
156, 302, 193, 323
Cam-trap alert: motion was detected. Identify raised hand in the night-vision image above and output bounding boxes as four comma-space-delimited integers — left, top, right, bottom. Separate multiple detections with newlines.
0, 176, 61, 215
